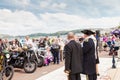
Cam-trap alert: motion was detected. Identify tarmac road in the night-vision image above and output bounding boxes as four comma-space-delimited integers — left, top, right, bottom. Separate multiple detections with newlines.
11, 51, 112, 80
12, 62, 64, 80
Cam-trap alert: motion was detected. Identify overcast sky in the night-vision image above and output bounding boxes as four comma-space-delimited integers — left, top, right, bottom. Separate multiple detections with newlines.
0, 0, 120, 36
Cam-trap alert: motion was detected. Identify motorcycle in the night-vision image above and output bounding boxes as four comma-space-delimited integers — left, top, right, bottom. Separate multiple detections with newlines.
31, 47, 44, 67
9, 46, 37, 73
37, 47, 52, 66
0, 50, 14, 80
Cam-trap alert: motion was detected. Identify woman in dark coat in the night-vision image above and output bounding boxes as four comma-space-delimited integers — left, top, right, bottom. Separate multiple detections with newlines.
81, 30, 97, 80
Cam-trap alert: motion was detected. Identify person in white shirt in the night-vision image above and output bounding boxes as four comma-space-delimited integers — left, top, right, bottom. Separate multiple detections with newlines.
114, 38, 120, 48
114, 38, 120, 56
90, 34, 100, 76
25, 36, 34, 50
99, 35, 103, 52
58, 39, 65, 62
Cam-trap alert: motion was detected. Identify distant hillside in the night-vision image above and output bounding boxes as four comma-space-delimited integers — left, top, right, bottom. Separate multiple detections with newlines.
2, 29, 83, 38
1, 28, 111, 38
27, 29, 83, 37
0, 34, 13, 38
16, 28, 105, 38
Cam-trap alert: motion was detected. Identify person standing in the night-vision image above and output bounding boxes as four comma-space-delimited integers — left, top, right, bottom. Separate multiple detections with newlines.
24, 36, 36, 55
25, 36, 34, 48
51, 39, 60, 64
81, 30, 97, 80
90, 32, 100, 76
58, 39, 65, 62
64, 32, 83, 80
0, 39, 6, 52
99, 35, 103, 52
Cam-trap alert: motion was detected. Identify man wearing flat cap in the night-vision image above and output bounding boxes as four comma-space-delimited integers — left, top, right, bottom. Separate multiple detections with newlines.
81, 30, 97, 80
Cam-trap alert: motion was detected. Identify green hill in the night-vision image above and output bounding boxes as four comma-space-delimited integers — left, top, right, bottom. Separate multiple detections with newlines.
27, 29, 83, 37
1, 28, 105, 38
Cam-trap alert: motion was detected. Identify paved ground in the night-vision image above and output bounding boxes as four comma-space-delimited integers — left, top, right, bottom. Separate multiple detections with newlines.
12, 62, 64, 80
37, 57, 120, 80
10, 51, 120, 80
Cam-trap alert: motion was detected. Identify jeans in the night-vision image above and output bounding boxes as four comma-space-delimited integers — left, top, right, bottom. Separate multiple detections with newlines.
53, 52, 59, 64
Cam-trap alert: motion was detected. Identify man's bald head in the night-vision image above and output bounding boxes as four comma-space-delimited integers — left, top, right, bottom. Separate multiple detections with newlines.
67, 32, 75, 40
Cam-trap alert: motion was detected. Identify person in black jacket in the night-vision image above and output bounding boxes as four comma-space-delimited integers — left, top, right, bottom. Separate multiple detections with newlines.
64, 32, 83, 80
81, 30, 97, 80
51, 39, 60, 64
0, 39, 6, 52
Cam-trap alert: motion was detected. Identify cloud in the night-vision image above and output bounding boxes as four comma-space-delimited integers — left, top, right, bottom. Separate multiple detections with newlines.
0, 9, 120, 36
40, 13, 120, 29
68, 0, 120, 17
39, 0, 50, 8
51, 3, 67, 9
1, 0, 120, 18
12, 0, 30, 6
39, 0, 67, 10
93, 0, 120, 16
0, 9, 45, 35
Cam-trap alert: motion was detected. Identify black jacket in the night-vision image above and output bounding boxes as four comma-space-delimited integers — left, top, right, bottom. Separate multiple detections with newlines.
64, 40, 83, 74
82, 38, 96, 75
0, 43, 6, 52
51, 43, 60, 53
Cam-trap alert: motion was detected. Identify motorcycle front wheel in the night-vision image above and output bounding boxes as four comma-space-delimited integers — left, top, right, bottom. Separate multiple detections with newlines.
38, 56, 44, 67
24, 60, 37, 73
1, 65, 14, 80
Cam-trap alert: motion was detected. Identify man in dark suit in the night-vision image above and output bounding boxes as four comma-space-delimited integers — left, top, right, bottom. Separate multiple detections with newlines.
64, 32, 83, 80
81, 30, 97, 80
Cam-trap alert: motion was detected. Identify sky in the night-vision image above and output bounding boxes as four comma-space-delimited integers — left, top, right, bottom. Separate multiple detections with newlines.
0, 0, 120, 36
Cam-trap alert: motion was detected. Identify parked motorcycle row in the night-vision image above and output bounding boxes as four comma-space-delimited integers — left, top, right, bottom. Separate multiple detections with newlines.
0, 38, 54, 80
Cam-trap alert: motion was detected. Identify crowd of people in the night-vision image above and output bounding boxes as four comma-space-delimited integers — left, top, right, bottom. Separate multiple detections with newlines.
64, 29, 120, 80
0, 36, 66, 68
99, 33, 120, 56
1, 29, 120, 80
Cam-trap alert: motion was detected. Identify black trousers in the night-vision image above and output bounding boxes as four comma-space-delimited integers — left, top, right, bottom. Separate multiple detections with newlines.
53, 52, 59, 64
87, 73, 97, 80
68, 73, 81, 80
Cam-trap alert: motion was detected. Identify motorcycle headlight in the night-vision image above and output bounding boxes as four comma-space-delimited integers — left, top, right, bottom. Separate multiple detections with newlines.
6, 54, 10, 58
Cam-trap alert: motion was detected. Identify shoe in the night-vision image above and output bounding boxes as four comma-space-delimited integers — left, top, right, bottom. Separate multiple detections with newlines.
97, 73, 100, 76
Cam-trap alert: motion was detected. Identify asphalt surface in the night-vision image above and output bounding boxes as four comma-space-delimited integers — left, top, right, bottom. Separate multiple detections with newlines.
11, 51, 112, 80
12, 62, 64, 80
